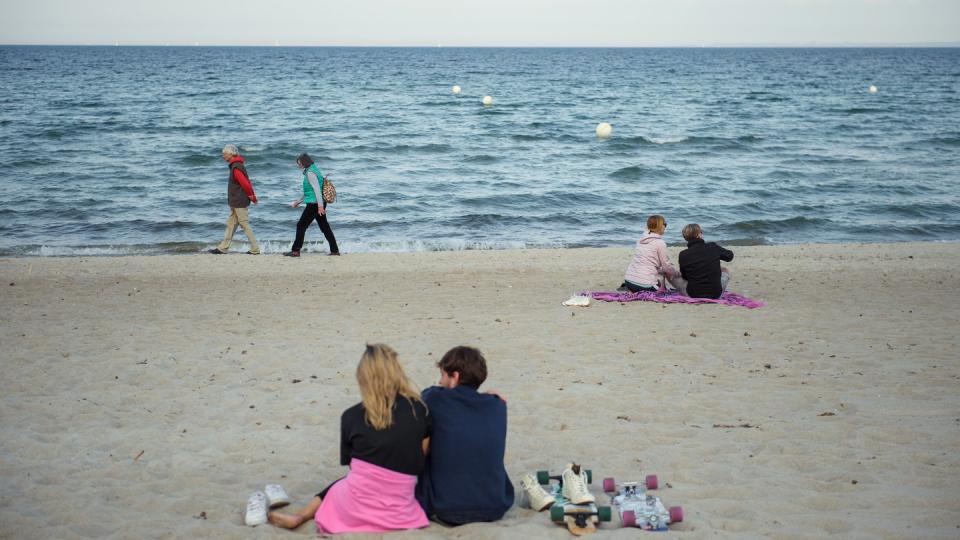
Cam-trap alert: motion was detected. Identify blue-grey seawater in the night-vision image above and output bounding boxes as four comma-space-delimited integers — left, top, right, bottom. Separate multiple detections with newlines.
0, 46, 958, 255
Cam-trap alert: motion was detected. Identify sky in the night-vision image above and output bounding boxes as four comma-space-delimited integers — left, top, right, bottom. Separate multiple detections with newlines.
1, 0, 958, 46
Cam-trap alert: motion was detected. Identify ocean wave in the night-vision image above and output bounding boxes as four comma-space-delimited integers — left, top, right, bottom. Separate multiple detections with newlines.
346, 238, 534, 253
643, 136, 689, 145
180, 153, 218, 166
511, 134, 547, 142
441, 211, 589, 229
350, 143, 452, 154
782, 154, 868, 166
609, 165, 679, 180
1, 242, 203, 257
605, 134, 760, 149
463, 154, 501, 164
836, 107, 887, 115
49, 99, 106, 109
920, 135, 960, 147
744, 92, 789, 102
722, 216, 824, 234
419, 100, 461, 107
0, 235, 790, 258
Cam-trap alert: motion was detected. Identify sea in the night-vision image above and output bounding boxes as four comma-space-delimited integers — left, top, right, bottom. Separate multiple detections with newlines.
0, 46, 958, 256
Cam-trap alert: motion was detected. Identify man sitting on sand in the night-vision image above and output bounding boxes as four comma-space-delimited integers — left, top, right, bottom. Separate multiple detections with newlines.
678, 223, 734, 299
416, 346, 514, 525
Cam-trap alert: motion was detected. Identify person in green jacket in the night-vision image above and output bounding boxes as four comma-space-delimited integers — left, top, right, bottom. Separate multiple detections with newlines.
284, 153, 340, 257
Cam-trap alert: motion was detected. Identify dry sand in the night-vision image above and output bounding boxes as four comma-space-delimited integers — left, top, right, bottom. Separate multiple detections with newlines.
1, 243, 958, 539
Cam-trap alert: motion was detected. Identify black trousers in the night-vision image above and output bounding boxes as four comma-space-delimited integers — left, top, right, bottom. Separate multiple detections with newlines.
622, 281, 657, 293
292, 202, 339, 254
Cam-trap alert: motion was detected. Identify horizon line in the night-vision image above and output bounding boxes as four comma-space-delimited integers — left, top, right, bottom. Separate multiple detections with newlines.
2, 42, 960, 48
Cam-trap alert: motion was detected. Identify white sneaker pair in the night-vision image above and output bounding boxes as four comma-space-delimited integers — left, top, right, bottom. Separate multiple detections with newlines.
245, 484, 290, 526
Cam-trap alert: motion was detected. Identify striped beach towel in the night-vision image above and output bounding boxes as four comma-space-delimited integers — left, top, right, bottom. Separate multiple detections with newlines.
584, 290, 765, 309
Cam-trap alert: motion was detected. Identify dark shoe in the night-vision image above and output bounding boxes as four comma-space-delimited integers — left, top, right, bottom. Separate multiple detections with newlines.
246, 251, 259, 255
329, 252, 341, 256
283, 251, 300, 257
208, 248, 226, 254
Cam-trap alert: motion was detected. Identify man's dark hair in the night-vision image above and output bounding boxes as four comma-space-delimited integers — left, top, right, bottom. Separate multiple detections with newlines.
437, 346, 487, 389
296, 153, 314, 168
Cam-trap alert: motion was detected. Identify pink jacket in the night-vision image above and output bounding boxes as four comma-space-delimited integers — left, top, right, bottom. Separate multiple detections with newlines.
624, 232, 679, 287
314, 458, 428, 534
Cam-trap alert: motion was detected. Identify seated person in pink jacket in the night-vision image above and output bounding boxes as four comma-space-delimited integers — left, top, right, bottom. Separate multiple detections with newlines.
267, 344, 431, 534
621, 214, 684, 293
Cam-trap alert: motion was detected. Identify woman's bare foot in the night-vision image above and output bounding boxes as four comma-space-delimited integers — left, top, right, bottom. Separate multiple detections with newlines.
267, 511, 306, 529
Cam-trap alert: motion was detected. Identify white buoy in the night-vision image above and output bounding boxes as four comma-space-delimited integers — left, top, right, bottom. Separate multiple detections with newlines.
596, 122, 613, 139
452, 85, 461, 95
482, 95, 493, 106
868, 85, 878, 94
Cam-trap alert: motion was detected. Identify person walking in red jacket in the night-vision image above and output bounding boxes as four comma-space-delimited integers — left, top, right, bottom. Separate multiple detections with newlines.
209, 144, 260, 255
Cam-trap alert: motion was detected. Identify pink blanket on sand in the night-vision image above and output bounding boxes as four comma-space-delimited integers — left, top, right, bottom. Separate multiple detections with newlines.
314, 458, 428, 534
585, 290, 765, 309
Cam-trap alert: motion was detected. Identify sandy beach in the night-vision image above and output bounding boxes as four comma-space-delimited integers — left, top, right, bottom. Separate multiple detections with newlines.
1, 243, 958, 539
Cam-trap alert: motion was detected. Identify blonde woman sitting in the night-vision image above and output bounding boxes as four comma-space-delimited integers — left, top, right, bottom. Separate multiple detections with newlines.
621, 214, 685, 293
268, 344, 430, 534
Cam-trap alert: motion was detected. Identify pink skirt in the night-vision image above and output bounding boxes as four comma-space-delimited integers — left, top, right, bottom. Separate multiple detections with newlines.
314, 458, 428, 534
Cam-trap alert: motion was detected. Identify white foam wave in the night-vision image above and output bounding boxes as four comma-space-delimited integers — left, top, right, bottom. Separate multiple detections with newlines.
647, 135, 688, 144
34, 246, 163, 257
340, 238, 533, 253
15, 238, 559, 257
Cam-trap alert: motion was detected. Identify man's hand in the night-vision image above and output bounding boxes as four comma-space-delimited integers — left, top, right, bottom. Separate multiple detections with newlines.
484, 389, 507, 404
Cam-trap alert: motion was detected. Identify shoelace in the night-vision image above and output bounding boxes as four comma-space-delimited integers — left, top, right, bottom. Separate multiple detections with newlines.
568, 471, 588, 493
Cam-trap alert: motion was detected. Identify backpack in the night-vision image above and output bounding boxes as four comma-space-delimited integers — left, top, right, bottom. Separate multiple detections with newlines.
322, 176, 337, 204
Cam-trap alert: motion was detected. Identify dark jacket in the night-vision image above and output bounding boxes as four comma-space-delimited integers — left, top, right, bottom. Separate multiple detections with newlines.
679, 238, 734, 299
226, 156, 256, 208
416, 386, 514, 525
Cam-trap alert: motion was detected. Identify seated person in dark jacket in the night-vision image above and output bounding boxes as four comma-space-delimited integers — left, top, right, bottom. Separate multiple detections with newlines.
678, 223, 734, 299
416, 346, 514, 525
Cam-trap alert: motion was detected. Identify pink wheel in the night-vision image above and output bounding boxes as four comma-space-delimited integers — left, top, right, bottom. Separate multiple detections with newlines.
669, 506, 683, 523
602, 477, 616, 492
622, 510, 636, 528
645, 474, 658, 490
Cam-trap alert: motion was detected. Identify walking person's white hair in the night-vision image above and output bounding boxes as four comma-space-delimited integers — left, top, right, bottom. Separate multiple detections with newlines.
222, 144, 240, 156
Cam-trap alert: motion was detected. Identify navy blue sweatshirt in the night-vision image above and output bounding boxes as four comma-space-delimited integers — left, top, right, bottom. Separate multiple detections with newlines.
416, 386, 514, 524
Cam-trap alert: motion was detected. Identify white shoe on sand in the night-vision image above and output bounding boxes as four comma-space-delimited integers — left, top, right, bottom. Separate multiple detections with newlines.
561, 463, 595, 504
265, 484, 290, 508
244, 491, 267, 526
519, 473, 555, 511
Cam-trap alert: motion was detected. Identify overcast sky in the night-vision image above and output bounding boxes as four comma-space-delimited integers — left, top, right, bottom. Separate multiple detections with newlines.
1, 0, 958, 46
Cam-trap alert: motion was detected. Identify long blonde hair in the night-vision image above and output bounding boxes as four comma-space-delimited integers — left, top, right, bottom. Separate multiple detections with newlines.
356, 344, 424, 430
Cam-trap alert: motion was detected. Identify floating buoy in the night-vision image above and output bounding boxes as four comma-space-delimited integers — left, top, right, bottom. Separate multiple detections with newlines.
452, 85, 461, 95
868, 85, 878, 94
482, 95, 493, 106
596, 122, 613, 139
